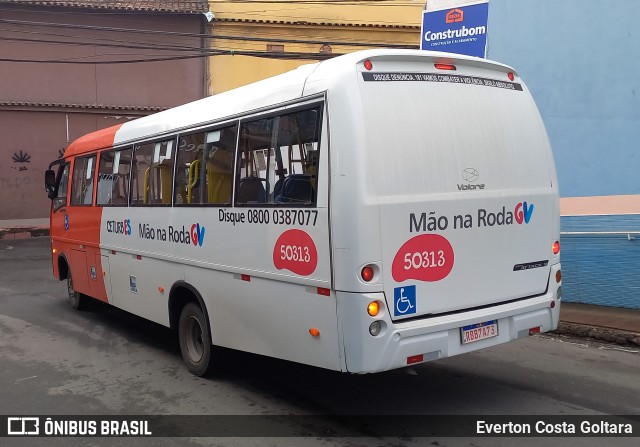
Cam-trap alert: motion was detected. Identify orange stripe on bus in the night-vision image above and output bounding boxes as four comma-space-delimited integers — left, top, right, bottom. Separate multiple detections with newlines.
64, 123, 123, 158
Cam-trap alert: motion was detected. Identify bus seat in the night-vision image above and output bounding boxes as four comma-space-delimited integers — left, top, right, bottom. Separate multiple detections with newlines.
272, 177, 284, 199
275, 174, 314, 204
207, 164, 232, 204
237, 177, 266, 203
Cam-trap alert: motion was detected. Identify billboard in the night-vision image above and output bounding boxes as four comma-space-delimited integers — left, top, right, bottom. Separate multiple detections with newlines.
421, 1, 489, 58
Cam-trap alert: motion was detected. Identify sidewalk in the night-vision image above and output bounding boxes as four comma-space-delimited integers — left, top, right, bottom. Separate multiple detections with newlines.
0, 218, 49, 239
1, 220, 639, 346
557, 303, 640, 347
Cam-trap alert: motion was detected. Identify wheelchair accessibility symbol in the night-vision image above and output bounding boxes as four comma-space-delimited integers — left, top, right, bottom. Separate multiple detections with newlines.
394, 285, 416, 316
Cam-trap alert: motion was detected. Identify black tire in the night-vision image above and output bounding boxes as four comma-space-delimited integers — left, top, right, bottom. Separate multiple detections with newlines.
67, 271, 84, 310
178, 302, 215, 377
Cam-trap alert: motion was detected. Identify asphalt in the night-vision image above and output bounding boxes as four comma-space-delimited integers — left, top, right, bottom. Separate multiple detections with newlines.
2, 221, 639, 348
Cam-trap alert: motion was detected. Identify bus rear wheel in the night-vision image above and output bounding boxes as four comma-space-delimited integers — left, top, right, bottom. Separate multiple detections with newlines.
178, 302, 215, 377
67, 271, 84, 310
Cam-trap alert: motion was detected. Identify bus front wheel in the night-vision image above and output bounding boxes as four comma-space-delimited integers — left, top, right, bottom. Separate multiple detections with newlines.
178, 302, 214, 377
67, 271, 84, 310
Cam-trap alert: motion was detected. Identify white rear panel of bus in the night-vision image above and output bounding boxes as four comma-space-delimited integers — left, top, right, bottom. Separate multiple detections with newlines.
314, 52, 559, 322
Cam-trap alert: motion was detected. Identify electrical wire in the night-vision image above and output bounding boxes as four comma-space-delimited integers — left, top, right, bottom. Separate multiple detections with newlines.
0, 32, 418, 50
0, 6, 420, 64
0, 4, 422, 28
0, 48, 339, 63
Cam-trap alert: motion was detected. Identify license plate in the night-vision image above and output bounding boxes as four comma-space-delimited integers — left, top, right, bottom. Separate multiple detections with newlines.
460, 320, 498, 344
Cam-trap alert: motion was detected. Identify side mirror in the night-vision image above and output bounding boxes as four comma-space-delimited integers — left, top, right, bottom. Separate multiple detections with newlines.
45, 169, 57, 199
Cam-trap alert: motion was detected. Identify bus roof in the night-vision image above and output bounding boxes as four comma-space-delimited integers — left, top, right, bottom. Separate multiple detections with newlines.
63, 49, 517, 157
64, 124, 123, 158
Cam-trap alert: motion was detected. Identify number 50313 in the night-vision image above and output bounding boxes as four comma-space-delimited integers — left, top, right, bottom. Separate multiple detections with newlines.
280, 245, 311, 263
404, 250, 445, 270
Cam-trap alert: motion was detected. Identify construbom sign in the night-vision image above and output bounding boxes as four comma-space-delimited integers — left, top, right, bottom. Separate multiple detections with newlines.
421, 0, 489, 58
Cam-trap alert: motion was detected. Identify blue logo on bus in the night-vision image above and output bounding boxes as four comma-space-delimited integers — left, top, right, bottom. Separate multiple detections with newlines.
64, 214, 69, 230
394, 285, 417, 316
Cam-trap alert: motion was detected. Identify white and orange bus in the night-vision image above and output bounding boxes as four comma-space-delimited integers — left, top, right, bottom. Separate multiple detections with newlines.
45, 49, 562, 376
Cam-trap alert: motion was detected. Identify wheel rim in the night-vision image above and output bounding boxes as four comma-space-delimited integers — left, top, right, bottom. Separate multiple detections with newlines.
184, 315, 204, 363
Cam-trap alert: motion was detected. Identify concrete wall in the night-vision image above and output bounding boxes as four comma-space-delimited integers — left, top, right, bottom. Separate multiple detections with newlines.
208, 0, 423, 94
0, 10, 206, 107
487, 0, 640, 199
0, 110, 142, 220
0, 6, 206, 221
487, 0, 640, 309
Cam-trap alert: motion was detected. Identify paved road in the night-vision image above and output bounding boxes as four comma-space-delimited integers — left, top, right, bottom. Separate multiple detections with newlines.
0, 237, 638, 447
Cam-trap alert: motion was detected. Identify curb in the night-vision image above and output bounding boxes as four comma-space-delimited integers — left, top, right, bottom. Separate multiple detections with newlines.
554, 321, 640, 348
0, 227, 50, 240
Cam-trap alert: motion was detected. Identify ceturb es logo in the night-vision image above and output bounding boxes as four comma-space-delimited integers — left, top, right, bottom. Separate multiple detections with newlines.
106, 218, 131, 235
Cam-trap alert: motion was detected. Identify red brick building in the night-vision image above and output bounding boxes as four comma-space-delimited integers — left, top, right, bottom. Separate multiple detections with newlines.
0, 0, 210, 220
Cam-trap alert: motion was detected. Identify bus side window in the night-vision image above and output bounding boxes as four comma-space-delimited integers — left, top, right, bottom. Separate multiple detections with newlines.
70, 156, 96, 206
53, 162, 70, 211
175, 132, 206, 205
235, 106, 321, 206
204, 124, 237, 205
131, 140, 173, 206
97, 148, 132, 206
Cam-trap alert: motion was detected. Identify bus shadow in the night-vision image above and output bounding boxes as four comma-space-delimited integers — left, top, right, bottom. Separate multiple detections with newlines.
75, 298, 517, 416
74, 298, 180, 355
213, 346, 516, 416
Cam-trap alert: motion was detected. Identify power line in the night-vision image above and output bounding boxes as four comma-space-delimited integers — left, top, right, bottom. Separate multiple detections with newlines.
0, 31, 417, 50
0, 17, 419, 49
3, 0, 417, 4
0, 36, 205, 52
0, 48, 339, 64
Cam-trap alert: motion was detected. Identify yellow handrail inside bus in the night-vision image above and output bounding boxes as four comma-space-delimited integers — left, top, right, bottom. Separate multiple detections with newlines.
143, 167, 150, 204
143, 165, 173, 204
187, 159, 200, 204
160, 166, 171, 205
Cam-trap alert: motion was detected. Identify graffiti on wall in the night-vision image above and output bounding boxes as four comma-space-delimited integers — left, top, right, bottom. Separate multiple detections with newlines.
11, 150, 31, 172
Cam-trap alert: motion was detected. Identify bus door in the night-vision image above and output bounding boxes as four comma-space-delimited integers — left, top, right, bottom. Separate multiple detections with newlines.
48, 161, 70, 279
63, 155, 108, 301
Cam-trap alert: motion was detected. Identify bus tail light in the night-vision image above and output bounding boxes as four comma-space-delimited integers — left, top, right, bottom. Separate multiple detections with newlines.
555, 270, 562, 283
434, 63, 456, 71
367, 301, 380, 316
309, 328, 320, 337
369, 321, 382, 336
407, 354, 424, 365
528, 326, 541, 336
508, 72, 515, 81
553, 241, 560, 255
363, 59, 373, 70
361, 266, 374, 282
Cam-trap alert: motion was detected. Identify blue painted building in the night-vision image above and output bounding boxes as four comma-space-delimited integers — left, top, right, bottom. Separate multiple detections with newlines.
486, 0, 640, 308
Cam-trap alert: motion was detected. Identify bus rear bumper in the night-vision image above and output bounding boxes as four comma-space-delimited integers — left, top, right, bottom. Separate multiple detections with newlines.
337, 264, 562, 374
